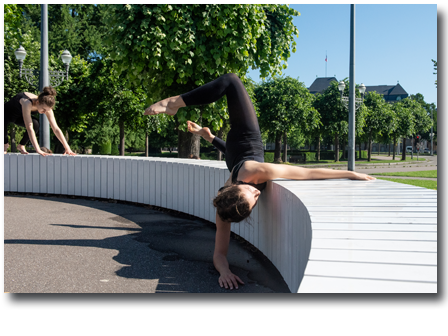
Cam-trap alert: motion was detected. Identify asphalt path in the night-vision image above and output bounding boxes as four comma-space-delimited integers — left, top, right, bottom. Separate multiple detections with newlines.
4, 195, 290, 293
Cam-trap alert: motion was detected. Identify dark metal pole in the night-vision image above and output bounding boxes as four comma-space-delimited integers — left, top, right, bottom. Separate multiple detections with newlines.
39, 4, 50, 149
348, 4, 356, 171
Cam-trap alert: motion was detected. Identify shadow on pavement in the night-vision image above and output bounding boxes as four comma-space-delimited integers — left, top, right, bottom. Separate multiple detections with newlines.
4, 194, 290, 293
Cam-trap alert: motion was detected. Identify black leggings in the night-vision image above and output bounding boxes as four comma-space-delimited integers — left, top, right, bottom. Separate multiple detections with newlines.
181, 73, 264, 171
4, 115, 39, 146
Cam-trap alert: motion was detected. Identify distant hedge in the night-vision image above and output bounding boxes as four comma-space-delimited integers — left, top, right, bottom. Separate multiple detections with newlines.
263, 150, 368, 162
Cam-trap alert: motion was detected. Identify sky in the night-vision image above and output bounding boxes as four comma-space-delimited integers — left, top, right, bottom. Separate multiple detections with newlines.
248, 4, 438, 106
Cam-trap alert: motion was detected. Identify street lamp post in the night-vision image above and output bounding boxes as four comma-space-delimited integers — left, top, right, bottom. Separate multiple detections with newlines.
338, 80, 366, 171
13, 4, 72, 149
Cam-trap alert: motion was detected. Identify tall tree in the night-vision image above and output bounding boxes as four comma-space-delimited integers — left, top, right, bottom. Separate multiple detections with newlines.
256, 76, 319, 163
362, 91, 396, 161
313, 80, 366, 162
104, 4, 300, 157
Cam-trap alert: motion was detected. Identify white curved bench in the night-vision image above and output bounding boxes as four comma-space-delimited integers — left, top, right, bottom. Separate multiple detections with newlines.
3, 154, 437, 293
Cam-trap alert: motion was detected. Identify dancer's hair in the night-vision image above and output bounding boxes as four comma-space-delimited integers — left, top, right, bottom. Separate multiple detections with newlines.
213, 184, 252, 222
37, 86, 57, 108
40, 147, 53, 154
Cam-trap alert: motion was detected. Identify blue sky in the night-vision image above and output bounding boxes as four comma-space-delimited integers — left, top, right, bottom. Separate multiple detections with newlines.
248, 4, 438, 106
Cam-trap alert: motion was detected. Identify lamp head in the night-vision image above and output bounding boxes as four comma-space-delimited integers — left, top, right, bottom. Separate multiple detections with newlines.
359, 83, 366, 94
338, 81, 345, 92
61, 50, 72, 65
14, 45, 27, 61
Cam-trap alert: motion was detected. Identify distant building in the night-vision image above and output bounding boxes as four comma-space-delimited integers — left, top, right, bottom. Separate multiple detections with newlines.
308, 77, 338, 95
365, 83, 408, 102
308, 77, 409, 102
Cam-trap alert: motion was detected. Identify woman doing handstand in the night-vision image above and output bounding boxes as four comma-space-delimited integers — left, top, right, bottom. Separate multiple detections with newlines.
145, 73, 375, 290
4, 86, 75, 156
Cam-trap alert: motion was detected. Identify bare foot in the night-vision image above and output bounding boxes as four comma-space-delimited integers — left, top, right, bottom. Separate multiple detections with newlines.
17, 144, 29, 154
144, 95, 185, 116
187, 121, 214, 142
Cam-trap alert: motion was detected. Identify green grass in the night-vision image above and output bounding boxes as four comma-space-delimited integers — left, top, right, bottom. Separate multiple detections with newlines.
376, 177, 437, 190
371, 170, 437, 178
287, 157, 426, 165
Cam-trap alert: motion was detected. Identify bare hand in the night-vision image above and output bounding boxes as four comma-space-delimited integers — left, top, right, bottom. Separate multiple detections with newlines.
218, 271, 244, 290
63, 148, 76, 156
37, 150, 50, 157
351, 172, 376, 181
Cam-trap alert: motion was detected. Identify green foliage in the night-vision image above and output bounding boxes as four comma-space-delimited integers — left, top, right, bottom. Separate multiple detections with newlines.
18, 4, 109, 61
104, 4, 300, 135
313, 79, 366, 139
256, 76, 319, 137
264, 152, 275, 163
363, 91, 395, 137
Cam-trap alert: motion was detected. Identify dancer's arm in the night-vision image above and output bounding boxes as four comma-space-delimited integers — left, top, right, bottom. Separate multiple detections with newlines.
213, 213, 244, 289
248, 162, 375, 182
46, 109, 76, 156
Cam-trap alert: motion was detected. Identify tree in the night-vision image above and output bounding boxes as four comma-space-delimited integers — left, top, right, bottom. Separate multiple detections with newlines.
313, 80, 366, 162
104, 4, 300, 157
362, 91, 396, 161
85, 58, 148, 155
390, 99, 415, 160
256, 76, 319, 163
18, 4, 109, 62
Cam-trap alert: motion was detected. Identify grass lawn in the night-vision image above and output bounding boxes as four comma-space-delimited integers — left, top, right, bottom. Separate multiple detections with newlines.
289, 157, 426, 165
371, 170, 437, 178
376, 177, 437, 190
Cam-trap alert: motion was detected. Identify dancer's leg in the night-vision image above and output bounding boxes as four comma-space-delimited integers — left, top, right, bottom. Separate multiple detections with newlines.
187, 120, 226, 154
181, 73, 259, 133
15, 117, 39, 148
144, 95, 185, 116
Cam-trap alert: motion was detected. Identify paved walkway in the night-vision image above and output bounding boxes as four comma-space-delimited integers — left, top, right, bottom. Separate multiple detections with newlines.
4, 195, 290, 293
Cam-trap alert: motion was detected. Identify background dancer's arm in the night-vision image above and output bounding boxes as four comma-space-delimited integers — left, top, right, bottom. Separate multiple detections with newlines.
46, 109, 76, 155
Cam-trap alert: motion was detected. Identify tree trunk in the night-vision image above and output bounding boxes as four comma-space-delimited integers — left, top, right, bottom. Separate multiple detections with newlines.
392, 136, 396, 160
119, 121, 125, 156
334, 134, 339, 162
145, 131, 149, 157
317, 135, 321, 161
402, 137, 406, 160
358, 140, 362, 160
10, 125, 17, 153
368, 132, 372, 162
178, 129, 200, 158
282, 131, 288, 163
217, 128, 224, 161
274, 132, 282, 163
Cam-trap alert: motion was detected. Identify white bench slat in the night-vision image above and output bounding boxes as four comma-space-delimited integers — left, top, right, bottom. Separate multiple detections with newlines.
304, 260, 436, 282
309, 248, 436, 265
298, 276, 437, 293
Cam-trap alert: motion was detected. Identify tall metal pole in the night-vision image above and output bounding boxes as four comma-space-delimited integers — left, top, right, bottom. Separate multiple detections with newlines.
39, 4, 50, 149
348, 4, 356, 171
